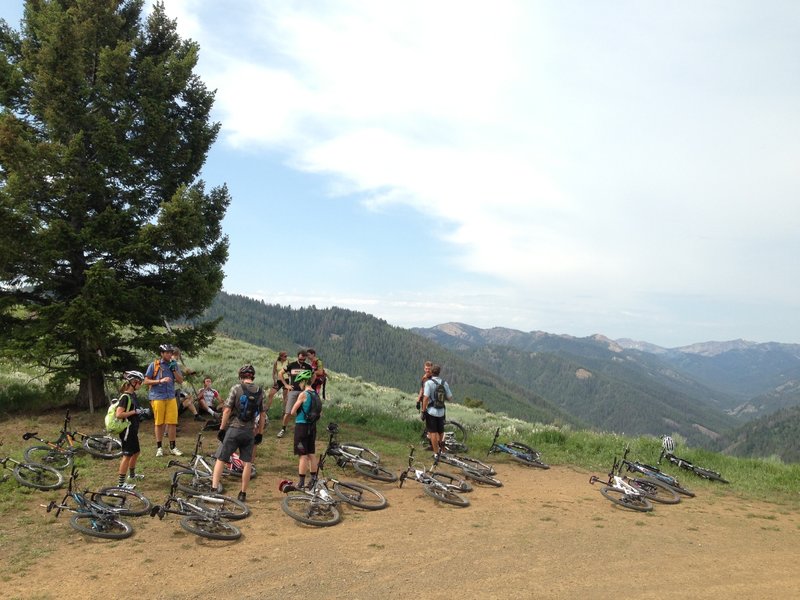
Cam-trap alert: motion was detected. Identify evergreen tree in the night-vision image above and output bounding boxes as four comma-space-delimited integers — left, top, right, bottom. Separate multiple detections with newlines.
0, 1, 229, 406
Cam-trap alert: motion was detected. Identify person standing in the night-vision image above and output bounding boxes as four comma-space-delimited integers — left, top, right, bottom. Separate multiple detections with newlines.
289, 370, 321, 490
276, 350, 312, 438
114, 370, 150, 486
211, 364, 265, 502
266, 351, 290, 418
143, 343, 184, 456
307, 348, 327, 398
421, 364, 453, 455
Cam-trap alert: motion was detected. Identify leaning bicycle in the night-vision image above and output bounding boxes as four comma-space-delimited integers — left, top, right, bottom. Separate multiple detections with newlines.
325, 422, 397, 482
398, 446, 470, 507
659, 436, 729, 483
487, 427, 549, 469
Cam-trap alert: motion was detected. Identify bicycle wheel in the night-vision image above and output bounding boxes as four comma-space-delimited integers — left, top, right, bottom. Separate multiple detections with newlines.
430, 471, 473, 493
23, 446, 72, 470
82, 435, 123, 459
180, 515, 241, 540
186, 492, 250, 520
692, 466, 729, 483
444, 420, 467, 443
281, 495, 341, 526
628, 478, 680, 504
69, 513, 134, 539
333, 481, 388, 510
94, 487, 153, 516
599, 487, 653, 512
13, 462, 64, 490
174, 470, 222, 495
352, 462, 398, 483
423, 484, 470, 507
462, 468, 503, 488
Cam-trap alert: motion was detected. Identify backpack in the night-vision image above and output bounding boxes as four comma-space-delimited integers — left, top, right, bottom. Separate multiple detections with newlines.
105, 394, 133, 434
236, 384, 262, 422
300, 390, 323, 424
432, 378, 448, 409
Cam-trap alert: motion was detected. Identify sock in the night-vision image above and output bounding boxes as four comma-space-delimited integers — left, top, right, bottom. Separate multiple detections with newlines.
310, 471, 318, 485
156, 441, 163, 449
298, 474, 305, 488
118, 473, 125, 486
170, 441, 176, 449
129, 468, 136, 478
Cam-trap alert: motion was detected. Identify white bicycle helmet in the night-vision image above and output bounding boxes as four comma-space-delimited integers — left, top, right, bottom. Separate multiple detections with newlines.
123, 370, 145, 383
661, 435, 675, 453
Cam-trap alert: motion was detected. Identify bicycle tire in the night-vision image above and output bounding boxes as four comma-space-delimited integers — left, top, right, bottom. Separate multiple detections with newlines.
94, 487, 153, 516
13, 462, 64, 490
430, 471, 473, 493
23, 445, 72, 470
82, 435, 123, 459
599, 487, 653, 512
185, 492, 250, 520
180, 515, 241, 540
510, 453, 550, 469
352, 462, 398, 482
692, 466, 729, 483
174, 470, 223, 495
333, 481, 388, 510
423, 484, 470, 507
69, 513, 134, 539
444, 420, 467, 443
462, 468, 503, 487
281, 495, 341, 526
628, 477, 680, 505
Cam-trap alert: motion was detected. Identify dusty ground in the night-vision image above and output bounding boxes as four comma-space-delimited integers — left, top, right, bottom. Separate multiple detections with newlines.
2, 419, 799, 600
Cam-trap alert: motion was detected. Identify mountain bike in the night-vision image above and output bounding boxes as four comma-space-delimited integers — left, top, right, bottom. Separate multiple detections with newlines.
280, 449, 388, 527
0, 442, 64, 490
589, 456, 653, 512
23, 409, 122, 469
620, 447, 695, 498
44, 466, 134, 538
150, 473, 246, 540
398, 446, 470, 507
421, 419, 468, 453
324, 422, 398, 482
658, 438, 729, 483
435, 449, 502, 487
487, 428, 549, 469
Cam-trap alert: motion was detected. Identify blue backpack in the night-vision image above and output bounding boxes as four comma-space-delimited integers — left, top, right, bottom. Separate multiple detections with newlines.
236, 385, 262, 422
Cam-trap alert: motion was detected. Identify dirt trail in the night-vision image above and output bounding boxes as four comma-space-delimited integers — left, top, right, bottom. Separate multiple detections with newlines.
4, 456, 799, 600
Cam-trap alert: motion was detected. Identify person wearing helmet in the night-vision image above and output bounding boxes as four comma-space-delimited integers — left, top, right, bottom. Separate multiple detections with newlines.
276, 350, 312, 439
211, 364, 265, 502
143, 343, 184, 457
115, 371, 151, 487
290, 369, 321, 490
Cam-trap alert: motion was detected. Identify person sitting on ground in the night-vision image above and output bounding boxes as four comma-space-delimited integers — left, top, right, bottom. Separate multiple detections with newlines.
197, 376, 222, 418
177, 389, 206, 421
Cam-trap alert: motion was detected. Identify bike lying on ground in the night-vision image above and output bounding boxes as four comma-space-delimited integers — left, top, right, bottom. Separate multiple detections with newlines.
325, 422, 398, 482
23, 410, 122, 469
421, 419, 468, 453
280, 448, 388, 527
0, 441, 64, 490
487, 428, 549, 469
150, 472, 248, 540
399, 446, 470, 507
435, 449, 502, 487
659, 436, 729, 483
45, 466, 137, 538
589, 456, 653, 512
620, 446, 695, 498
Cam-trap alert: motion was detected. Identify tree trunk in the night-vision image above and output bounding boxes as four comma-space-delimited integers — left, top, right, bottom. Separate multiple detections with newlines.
77, 372, 108, 412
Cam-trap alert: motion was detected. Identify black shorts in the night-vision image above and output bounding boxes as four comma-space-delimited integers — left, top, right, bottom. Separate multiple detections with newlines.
271, 380, 288, 392
293, 422, 317, 456
120, 425, 141, 456
424, 413, 445, 434
215, 426, 255, 463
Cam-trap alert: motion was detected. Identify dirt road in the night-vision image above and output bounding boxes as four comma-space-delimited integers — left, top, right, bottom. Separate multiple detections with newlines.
4, 458, 798, 600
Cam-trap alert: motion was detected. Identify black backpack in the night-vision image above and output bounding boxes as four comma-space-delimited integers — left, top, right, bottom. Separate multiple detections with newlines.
300, 390, 323, 424
236, 384, 262, 422
432, 378, 448, 409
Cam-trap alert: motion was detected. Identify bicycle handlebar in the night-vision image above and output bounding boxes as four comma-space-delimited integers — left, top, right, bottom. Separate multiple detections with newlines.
22, 432, 38, 440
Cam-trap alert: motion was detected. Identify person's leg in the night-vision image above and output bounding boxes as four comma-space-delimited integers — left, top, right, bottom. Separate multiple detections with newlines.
152, 400, 165, 453
211, 456, 226, 491
118, 455, 131, 485
241, 463, 252, 493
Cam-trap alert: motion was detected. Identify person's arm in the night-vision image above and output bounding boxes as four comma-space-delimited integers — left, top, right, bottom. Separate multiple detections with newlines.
278, 366, 290, 388
143, 363, 168, 387
291, 391, 307, 416
219, 405, 232, 431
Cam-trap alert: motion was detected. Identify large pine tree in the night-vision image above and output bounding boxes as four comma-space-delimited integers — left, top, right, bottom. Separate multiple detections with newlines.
0, 1, 229, 406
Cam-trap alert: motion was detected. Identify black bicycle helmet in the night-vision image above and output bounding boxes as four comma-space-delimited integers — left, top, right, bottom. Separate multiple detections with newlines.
239, 364, 256, 378
158, 343, 174, 353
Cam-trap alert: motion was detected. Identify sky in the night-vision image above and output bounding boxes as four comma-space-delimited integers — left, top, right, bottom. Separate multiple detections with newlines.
2, 1, 799, 347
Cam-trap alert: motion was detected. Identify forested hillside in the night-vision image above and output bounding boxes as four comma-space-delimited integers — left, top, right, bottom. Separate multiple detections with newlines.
198, 293, 578, 427
721, 405, 800, 462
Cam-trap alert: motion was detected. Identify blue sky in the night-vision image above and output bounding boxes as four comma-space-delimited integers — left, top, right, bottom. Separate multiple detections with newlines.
3, 1, 799, 347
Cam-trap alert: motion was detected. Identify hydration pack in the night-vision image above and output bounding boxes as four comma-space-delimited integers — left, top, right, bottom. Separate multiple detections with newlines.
432, 379, 447, 409
105, 394, 132, 434
237, 385, 262, 422
300, 390, 323, 424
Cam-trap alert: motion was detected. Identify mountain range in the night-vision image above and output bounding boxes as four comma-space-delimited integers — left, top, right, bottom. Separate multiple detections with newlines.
201, 292, 800, 460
